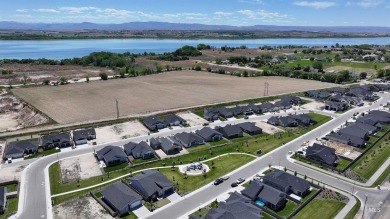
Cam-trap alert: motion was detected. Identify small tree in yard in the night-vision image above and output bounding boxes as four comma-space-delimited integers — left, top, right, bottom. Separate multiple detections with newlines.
60, 77, 67, 85
294, 171, 297, 176
99, 72, 108, 80
86, 76, 90, 83
43, 79, 50, 85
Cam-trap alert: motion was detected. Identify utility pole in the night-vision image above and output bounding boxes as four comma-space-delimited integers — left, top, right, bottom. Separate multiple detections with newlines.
264, 82, 267, 96
361, 194, 368, 219
267, 82, 269, 96
116, 99, 119, 119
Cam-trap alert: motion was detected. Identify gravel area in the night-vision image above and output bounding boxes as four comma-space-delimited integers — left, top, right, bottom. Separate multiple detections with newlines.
59, 154, 101, 183
177, 111, 208, 126
53, 196, 111, 219
0, 165, 25, 183
254, 121, 285, 135
95, 120, 149, 144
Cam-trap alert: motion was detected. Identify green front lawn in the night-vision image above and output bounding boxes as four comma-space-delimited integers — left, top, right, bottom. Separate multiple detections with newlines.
336, 158, 351, 171
5, 183, 18, 192
160, 154, 254, 194
344, 197, 361, 219
103, 162, 128, 173
122, 212, 138, 219
209, 139, 229, 146
131, 157, 158, 164
0, 198, 18, 219
270, 200, 297, 218
25, 148, 61, 160
301, 189, 318, 203
194, 110, 204, 118
294, 199, 346, 219
351, 131, 390, 180
187, 144, 210, 152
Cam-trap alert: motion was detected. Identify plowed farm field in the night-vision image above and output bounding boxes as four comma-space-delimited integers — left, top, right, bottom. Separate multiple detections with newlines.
13, 71, 337, 124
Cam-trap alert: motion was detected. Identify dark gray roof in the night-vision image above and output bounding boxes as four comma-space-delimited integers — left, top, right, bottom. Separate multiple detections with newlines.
164, 114, 186, 125
268, 116, 279, 124
237, 122, 262, 133
41, 132, 70, 145
144, 116, 165, 130
354, 122, 377, 133
130, 170, 173, 198
0, 187, 7, 206
279, 116, 297, 126
158, 137, 181, 152
338, 124, 368, 139
216, 125, 243, 138
306, 143, 338, 166
274, 100, 291, 108
102, 182, 142, 211
123, 141, 153, 156
96, 146, 127, 162
174, 132, 204, 145
281, 96, 301, 104
204, 108, 220, 119
260, 102, 274, 109
218, 107, 233, 118
5, 141, 38, 156
263, 170, 310, 194
195, 127, 222, 140
206, 191, 262, 219
242, 181, 286, 206
330, 132, 365, 147
73, 128, 96, 140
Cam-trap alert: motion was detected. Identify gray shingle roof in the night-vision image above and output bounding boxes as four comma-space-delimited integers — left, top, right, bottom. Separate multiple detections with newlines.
306, 143, 338, 166
5, 141, 38, 156
123, 141, 153, 156
338, 124, 368, 139
41, 132, 70, 145
174, 132, 204, 145
263, 170, 310, 194
102, 182, 142, 211
164, 114, 186, 125
143, 116, 165, 130
237, 122, 262, 134
242, 181, 286, 206
130, 170, 173, 198
216, 125, 243, 138
195, 127, 222, 140
73, 128, 96, 141
96, 146, 127, 163
0, 187, 7, 206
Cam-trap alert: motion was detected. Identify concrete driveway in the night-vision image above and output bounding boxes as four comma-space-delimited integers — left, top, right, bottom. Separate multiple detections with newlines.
166, 192, 182, 202
133, 206, 150, 218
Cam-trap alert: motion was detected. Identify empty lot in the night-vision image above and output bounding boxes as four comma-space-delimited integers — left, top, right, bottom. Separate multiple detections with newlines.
13, 71, 337, 124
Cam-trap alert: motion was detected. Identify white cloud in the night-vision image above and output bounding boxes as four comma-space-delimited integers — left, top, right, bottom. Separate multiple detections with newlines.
58, 7, 97, 14
214, 11, 233, 16
16, 9, 28, 13
238, 9, 289, 20
294, 1, 336, 9
357, 0, 383, 8
32, 8, 60, 13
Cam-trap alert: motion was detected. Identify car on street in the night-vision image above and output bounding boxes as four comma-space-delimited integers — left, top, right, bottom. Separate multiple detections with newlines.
253, 175, 261, 181
214, 178, 223, 185
231, 182, 238, 187
296, 151, 304, 155
221, 176, 230, 180
236, 178, 245, 184
288, 151, 294, 155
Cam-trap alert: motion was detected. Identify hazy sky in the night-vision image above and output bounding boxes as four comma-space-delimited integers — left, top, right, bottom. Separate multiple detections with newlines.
1, 0, 389, 26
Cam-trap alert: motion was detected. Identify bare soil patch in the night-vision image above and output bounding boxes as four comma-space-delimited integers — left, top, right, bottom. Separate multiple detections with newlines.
176, 111, 208, 126
59, 154, 101, 184
13, 71, 337, 124
318, 140, 362, 160
301, 100, 325, 111
53, 196, 111, 219
95, 120, 149, 144
325, 66, 377, 76
254, 121, 285, 135
0, 92, 49, 132
0, 165, 25, 183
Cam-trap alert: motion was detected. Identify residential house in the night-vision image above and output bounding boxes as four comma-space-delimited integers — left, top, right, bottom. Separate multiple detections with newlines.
346, 87, 372, 100
329, 87, 347, 94
267, 116, 280, 126
259, 102, 275, 113
195, 127, 223, 142
205, 191, 263, 219
305, 143, 338, 167
149, 137, 182, 154
164, 114, 187, 126
241, 181, 286, 211
102, 182, 142, 216
329, 132, 365, 148
96, 146, 128, 167
130, 170, 174, 201
338, 124, 369, 141
204, 108, 220, 121
143, 116, 166, 131
274, 101, 291, 110
237, 122, 262, 135
344, 96, 364, 106
291, 114, 313, 126
0, 187, 7, 214
215, 125, 243, 139
174, 132, 205, 148
41, 132, 71, 149
281, 96, 301, 105
305, 90, 330, 99
244, 104, 261, 114
3, 141, 38, 160
263, 170, 310, 197
329, 94, 345, 102
278, 116, 298, 127
325, 102, 348, 111
354, 122, 378, 134
228, 106, 243, 117
73, 128, 96, 145
123, 141, 155, 160
218, 107, 233, 119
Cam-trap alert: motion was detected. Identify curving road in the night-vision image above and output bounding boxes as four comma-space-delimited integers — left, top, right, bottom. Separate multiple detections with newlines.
9, 94, 390, 219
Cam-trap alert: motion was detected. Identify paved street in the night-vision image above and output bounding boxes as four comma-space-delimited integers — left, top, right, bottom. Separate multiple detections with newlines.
8, 93, 390, 219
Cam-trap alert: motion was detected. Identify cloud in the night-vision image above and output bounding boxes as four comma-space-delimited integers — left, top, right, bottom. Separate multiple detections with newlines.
214, 11, 233, 16
16, 9, 28, 13
58, 7, 97, 14
294, 1, 336, 9
238, 0, 264, 4
238, 9, 289, 19
357, 0, 383, 8
32, 8, 60, 13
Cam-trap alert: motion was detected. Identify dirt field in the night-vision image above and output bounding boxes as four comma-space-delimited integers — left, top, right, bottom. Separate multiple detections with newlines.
254, 121, 285, 135
13, 71, 337, 124
0, 91, 49, 132
325, 66, 377, 76
0, 165, 25, 183
319, 140, 362, 160
59, 154, 101, 183
301, 100, 325, 111
53, 196, 111, 219
95, 120, 149, 144
176, 111, 208, 126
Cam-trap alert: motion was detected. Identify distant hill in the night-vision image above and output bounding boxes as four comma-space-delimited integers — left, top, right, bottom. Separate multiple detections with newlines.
0, 21, 390, 33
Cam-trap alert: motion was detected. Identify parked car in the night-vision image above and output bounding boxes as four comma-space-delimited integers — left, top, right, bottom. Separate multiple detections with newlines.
202, 122, 209, 126
214, 178, 224, 185
253, 175, 261, 181
296, 151, 304, 155
288, 151, 294, 155
236, 178, 245, 184
231, 182, 238, 187
221, 176, 230, 181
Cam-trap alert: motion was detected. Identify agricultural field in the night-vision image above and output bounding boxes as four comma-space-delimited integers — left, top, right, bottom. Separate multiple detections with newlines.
13, 71, 337, 124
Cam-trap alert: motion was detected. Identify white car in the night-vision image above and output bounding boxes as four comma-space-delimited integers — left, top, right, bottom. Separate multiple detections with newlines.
236, 178, 245, 184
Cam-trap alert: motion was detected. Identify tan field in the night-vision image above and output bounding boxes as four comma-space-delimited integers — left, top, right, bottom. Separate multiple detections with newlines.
13, 71, 337, 124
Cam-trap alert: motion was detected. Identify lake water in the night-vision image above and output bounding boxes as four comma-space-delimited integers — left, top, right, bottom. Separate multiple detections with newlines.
0, 37, 389, 59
